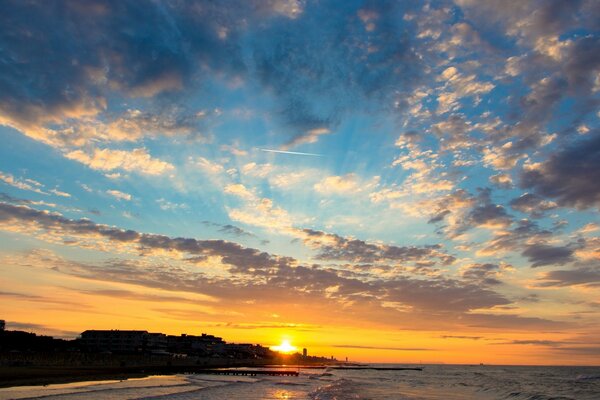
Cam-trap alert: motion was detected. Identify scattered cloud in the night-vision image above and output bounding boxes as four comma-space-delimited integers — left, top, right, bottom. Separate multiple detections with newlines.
520, 135, 600, 209
0, 171, 46, 194
66, 148, 174, 176
106, 189, 132, 201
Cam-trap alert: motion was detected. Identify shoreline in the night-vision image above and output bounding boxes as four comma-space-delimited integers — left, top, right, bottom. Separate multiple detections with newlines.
0, 361, 334, 389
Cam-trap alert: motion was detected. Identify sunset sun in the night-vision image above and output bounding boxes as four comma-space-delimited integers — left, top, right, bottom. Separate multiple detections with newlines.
270, 339, 298, 354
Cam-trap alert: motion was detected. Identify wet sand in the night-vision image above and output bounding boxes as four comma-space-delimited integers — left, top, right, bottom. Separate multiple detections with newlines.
0, 360, 333, 388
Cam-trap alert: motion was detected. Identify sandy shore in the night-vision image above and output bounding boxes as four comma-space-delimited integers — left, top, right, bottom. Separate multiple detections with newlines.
0, 366, 153, 388
0, 361, 331, 388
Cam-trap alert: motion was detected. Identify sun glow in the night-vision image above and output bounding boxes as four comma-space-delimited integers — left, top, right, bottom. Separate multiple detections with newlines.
270, 339, 298, 354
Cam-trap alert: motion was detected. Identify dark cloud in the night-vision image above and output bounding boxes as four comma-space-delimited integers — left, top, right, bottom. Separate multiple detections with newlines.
0, 291, 41, 300
458, 0, 595, 42
520, 134, 600, 209
381, 277, 509, 312
480, 218, 553, 255
3, 202, 575, 331
509, 193, 557, 218
6, 321, 80, 338
0, 202, 280, 272
252, 1, 423, 136
0, 192, 36, 205
81, 288, 213, 306
468, 188, 512, 227
0, 0, 318, 143
552, 346, 600, 356
469, 203, 511, 227
495, 340, 565, 347
0, 1, 246, 130
219, 224, 255, 238
301, 228, 455, 265
428, 210, 451, 224
461, 263, 503, 286
202, 220, 256, 238
203, 322, 321, 331
536, 267, 600, 287
440, 335, 482, 340
522, 243, 575, 267
463, 313, 567, 330
332, 345, 434, 351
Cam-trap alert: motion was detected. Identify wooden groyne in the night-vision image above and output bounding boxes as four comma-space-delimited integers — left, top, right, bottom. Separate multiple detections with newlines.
295, 365, 423, 371
191, 369, 299, 376
330, 366, 422, 371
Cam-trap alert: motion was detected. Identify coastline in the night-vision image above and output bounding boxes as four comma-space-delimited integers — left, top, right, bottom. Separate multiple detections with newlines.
0, 359, 333, 389
0, 366, 150, 389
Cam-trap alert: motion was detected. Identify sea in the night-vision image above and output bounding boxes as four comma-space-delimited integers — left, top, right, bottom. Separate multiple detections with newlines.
1, 364, 599, 400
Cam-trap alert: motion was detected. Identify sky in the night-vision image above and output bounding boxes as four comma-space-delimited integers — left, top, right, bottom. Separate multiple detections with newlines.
0, 0, 599, 366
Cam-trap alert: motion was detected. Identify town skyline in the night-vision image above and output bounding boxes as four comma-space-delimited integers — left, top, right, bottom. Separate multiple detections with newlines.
1, 0, 599, 366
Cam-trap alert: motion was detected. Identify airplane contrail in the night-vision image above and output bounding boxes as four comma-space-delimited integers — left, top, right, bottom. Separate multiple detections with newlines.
259, 148, 323, 157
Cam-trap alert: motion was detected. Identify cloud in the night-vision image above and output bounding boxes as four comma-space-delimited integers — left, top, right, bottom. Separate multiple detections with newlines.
495, 340, 566, 347
4, 321, 81, 338
66, 148, 174, 176
436, 66, 494, 114
106, 190, 132, 201
461, 263, 505, 286
202, 221, 256, 239
522, 243, 574, 267
464, 188, 512, 231
241, 163, 274, 178
0, 203, 519, 326
58, 108, 209, 147
381, 277, 510, 313
332, 344, 434, 351
0, 192, 57, 209
536, 267, 600, 288
314, 174, 360, 195
252, 1, 424, 133
509, 193, 557, 218
478, 219, 553, 256
0, 202, 284, 274
0, 1, 250, 137
0, 171, 46, 194
224, 183, 256, 200
431, 114, 475, 151
282, 127, 331, 150
301, 228, 455, 266
49, 188, 71, 198
520, 134, 600, 209
193, 156, 225, 175
482, 143, 525, 171
440, 335, 482, 340
489, 173, 513, 189
156, 198, 188, 211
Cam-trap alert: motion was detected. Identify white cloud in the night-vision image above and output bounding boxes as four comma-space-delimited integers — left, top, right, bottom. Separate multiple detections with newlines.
0, 171, 46, 194
106, 189, 132, 201
314, 174, 360, 195
50, 188, 71, 198
66, 148, 174, 176
193, 156, 225, 175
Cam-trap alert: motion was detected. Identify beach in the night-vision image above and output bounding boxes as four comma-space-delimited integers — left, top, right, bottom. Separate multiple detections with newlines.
1, 364, 599, 399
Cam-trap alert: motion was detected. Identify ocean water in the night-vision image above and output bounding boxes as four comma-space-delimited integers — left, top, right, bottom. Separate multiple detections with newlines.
1, 365, 599, 400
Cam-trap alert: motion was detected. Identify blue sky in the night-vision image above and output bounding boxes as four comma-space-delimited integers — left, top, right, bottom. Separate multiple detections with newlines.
0, 0, 599, 364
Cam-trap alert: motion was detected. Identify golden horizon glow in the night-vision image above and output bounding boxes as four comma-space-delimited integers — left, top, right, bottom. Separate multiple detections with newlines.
270, 339, 298, 354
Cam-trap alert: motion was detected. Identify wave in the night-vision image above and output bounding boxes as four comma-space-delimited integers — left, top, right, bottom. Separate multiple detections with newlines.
575, 374, 600, 381
309, 378, 363, 400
